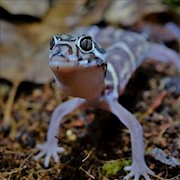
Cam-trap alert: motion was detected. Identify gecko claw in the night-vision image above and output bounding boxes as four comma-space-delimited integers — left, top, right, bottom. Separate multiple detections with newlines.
34, 142, 65, 167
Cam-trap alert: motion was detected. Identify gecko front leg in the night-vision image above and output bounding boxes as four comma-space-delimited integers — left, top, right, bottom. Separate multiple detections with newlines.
35, 97, 86, 167
100, 95, 154, 180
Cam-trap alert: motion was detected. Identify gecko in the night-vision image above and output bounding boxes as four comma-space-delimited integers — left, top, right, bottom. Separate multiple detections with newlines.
35, 26, 180, 180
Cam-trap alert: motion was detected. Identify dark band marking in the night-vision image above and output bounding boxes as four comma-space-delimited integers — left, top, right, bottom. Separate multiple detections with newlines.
76, 44, 79, 59
59, 44, 73, 55
94, 42, 106, 54
55, 34, 78, 42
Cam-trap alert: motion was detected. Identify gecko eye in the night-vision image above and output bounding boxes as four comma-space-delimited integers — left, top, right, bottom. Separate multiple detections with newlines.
50, 36, 56, 50
79, 36, 94, 52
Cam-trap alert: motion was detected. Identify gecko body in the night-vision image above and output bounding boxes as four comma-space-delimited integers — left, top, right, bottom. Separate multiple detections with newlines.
35, 26, 180, 180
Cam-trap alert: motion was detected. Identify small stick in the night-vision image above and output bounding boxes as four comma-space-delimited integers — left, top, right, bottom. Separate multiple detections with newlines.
3, 80, 20, 137
79, 166, 95, 179
139, 90, 168, 122
82, 151, 92, 162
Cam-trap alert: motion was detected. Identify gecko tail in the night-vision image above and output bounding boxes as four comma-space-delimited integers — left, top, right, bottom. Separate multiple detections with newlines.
147, 42, 180, 72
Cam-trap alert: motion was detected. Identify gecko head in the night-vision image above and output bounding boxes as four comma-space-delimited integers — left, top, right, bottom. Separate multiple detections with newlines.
48, 34, 107, 99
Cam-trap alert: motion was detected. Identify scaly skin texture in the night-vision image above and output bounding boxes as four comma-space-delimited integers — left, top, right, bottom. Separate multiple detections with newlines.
35, 26, 180, 180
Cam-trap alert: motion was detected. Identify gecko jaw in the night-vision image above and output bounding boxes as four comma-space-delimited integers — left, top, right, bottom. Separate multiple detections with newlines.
49, 55, 100, 70
48, 59, 76, 68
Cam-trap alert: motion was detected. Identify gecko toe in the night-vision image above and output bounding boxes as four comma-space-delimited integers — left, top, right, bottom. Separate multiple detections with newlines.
53, 152, 59, 163
44, 153, 51, 167
124, 165, 132, 171
34, 151, 46, 161
123, 171, 134, 180
143, 174, 151, 180
135, 174, 140, 180
36, 144, 44, 150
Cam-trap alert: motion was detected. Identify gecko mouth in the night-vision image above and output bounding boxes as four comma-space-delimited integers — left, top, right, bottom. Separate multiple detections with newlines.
49, 56, 101, 69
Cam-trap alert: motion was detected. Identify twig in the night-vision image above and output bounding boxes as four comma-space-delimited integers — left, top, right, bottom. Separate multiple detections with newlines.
1, 168, 20, 176
157, 123, 170, 141
3, 80, 20, 137
2, 149, 25, 156
151, 173, 180, 180
151, 173, 167, 180
139, 90, 168, 122
79, 166, 95, 179
169, 174, 180, 180
51, 82, 62, 104
17, 152, 34, 178
102, 177, 110, 180
82, 151, 92, 162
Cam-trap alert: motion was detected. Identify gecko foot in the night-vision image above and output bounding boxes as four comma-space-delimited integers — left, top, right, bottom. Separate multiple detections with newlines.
34, 142, 65, 167
123, 163, 154, 180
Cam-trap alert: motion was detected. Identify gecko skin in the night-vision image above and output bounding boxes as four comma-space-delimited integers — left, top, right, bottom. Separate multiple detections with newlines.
35, 26, 180, 180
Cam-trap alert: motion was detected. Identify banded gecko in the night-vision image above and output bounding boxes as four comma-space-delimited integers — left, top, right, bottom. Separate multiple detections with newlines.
35, 26, 180, 180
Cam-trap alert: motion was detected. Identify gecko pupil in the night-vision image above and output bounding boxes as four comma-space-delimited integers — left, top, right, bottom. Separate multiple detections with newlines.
80, 36, 93, 51
50, 37, 55, 50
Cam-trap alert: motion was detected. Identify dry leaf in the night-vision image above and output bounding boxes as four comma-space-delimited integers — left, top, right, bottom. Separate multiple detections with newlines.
0, 1, 85, 83
0, 0, 49, 17
104, 0, 167, 26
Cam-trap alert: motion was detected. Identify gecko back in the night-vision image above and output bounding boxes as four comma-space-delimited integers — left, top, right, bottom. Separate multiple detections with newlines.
74, 26, 180, 94
104, 30, 148, 93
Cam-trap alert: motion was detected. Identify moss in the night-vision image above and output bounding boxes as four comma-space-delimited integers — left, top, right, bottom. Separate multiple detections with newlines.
100, 159, 131, 178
